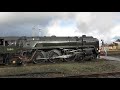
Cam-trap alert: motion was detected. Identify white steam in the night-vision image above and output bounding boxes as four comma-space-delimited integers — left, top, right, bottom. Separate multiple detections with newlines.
46, 12, 120, 44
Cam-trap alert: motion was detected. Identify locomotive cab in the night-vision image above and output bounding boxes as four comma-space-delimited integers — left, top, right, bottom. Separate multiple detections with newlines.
0, 39, 10, 64
0, 38, 20, 65
0, 39, 8, 46
0, 39, 17, 46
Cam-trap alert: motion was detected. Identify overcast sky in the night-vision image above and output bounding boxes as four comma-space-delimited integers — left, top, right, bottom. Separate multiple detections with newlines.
0, 12, 120, 44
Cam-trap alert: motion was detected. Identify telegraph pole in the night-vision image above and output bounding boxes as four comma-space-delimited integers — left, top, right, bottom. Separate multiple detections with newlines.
101, 39, 107, 56
32, 25, 43, 40
32, 25, 36, 40
39, 28, 42, 36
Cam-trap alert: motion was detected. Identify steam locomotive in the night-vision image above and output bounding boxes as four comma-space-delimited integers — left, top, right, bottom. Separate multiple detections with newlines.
0, 35, 99, 65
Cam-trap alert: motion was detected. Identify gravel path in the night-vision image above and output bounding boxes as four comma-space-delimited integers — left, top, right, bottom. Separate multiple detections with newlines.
100, 56, 120, 61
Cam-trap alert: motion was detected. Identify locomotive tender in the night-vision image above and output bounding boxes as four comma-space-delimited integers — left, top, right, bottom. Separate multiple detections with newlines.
0, 35, 99, 65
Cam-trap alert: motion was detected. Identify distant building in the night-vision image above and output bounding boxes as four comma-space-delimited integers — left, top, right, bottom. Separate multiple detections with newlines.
100, 41, 120, 51
113, 42, 120, 49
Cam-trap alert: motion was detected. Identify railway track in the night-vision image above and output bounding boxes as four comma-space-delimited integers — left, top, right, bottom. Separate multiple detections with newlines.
1, 72, 120, 78
62, 72, 120, 78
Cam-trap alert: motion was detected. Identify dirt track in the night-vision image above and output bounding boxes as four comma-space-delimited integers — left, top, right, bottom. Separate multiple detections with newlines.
1, 59, 120, 78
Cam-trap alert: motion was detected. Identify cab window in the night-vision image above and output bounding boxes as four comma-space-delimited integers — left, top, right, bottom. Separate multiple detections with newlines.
0, 39, 3, 45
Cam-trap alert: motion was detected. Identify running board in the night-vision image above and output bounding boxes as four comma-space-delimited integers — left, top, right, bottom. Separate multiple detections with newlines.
36, 55, 72, 60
